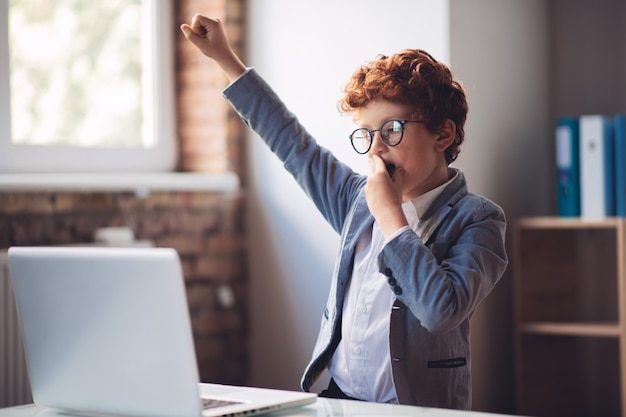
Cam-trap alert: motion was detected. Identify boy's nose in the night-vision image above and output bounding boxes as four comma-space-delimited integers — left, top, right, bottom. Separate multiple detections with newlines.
368, 131, 388, 154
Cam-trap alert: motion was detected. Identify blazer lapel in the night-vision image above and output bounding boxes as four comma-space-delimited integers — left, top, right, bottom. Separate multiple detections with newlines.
417, 169, 468, 244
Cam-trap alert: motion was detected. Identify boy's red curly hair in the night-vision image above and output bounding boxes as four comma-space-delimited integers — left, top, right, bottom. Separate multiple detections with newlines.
339, 49, 468, 164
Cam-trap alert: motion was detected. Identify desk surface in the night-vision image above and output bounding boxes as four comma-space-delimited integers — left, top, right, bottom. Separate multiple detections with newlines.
0, 400, 514, 417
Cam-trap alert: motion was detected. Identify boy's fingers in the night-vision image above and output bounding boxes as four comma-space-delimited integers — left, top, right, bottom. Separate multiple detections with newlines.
368, 155, 385, 173
180, 14, 215, 41
191, 14, 222, 37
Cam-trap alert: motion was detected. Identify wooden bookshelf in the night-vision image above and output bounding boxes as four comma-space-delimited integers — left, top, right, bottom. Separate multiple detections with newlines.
514, 217, 626, 417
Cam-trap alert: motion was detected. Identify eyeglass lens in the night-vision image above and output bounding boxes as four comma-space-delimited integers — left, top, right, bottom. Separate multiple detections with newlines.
350, 120, 404, 154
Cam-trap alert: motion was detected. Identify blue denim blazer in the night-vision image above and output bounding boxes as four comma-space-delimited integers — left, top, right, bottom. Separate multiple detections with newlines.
223, 69, 508, 410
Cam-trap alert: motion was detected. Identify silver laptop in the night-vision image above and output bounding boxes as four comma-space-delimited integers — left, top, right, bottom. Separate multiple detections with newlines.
8, 246, 316, 417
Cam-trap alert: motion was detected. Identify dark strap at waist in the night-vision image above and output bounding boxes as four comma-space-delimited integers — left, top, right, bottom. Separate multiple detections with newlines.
319, 378, 363, 401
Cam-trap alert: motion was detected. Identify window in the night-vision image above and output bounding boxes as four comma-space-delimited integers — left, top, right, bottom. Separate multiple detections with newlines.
0, 0, 176, 173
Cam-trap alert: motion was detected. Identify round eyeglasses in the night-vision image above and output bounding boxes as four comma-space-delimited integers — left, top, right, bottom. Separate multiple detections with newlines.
349, 119, 424, 154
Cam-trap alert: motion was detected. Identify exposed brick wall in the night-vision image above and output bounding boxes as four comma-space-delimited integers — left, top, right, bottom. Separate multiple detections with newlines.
1, 0, 250, 385
0, 191, 248, 384
176, 0, 248, 182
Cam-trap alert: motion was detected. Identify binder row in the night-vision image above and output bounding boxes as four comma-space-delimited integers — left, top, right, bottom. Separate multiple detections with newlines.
556, 114, 626, 218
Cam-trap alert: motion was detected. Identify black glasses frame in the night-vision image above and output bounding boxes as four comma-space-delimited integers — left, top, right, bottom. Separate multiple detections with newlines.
349, 119, 424, 154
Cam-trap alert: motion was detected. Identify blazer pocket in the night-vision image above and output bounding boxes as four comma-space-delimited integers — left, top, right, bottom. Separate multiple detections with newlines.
428, 357, 467, 369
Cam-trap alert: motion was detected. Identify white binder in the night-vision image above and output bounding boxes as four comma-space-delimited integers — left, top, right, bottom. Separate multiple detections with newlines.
579, 115, 615, 219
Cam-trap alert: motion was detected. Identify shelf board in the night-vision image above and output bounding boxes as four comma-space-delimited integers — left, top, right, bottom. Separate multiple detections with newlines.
519, 322, 622, 338
515, 216, 624, 229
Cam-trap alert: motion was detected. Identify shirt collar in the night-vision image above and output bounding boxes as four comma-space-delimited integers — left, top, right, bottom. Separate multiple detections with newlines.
404, 168, 458, 222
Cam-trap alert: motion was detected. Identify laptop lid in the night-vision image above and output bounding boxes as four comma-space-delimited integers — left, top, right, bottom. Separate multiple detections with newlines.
8, 246, 316, 417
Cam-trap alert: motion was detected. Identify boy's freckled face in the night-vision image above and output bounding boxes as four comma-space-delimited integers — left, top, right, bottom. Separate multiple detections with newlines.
357, 99, 450, 199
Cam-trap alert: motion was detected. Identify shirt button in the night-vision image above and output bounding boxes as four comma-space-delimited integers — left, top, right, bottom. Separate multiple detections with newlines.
358, 304, 367, 313
384, 268, 393, 277
352, 346, 361, 354
394, 286, 403, 295
355, 387, 364, 395
387, 277, 397, 286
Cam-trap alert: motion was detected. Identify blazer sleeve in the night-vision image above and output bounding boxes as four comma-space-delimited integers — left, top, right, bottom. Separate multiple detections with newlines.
222, 68, 365, 234
378, 195, 508, 334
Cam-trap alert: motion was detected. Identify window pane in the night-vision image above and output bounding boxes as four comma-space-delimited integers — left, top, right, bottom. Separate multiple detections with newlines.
8, 0, 145, 148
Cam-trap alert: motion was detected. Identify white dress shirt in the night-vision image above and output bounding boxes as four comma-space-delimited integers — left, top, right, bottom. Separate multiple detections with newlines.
328, 170, 457, 403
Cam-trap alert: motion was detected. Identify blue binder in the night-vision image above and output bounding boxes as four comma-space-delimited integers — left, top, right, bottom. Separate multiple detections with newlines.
555, 117, 580, 217
615, 114, 626, 216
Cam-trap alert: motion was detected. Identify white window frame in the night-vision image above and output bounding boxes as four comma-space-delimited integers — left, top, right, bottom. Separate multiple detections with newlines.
0, 0, 177, 173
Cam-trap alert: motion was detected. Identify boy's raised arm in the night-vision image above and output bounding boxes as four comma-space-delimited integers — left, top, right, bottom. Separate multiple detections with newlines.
180, 14, 247, 82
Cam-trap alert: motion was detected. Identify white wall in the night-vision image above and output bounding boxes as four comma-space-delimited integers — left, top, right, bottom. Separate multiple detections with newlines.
245, 0, 554, 413
245, 0, 449, 394
450, 0, 551, 412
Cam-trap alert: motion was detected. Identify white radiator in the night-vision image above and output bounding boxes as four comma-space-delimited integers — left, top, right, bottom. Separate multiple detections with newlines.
0, 251, 32, 407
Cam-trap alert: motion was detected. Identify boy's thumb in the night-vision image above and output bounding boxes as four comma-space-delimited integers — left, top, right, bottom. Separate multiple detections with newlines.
180, 24, 199, 42
180, 24, 192, 37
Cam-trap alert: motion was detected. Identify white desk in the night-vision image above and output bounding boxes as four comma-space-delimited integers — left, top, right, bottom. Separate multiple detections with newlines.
0, 399, 515, 417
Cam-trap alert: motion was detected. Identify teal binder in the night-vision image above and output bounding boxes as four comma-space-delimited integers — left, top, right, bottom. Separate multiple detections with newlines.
555, 117, 580, 217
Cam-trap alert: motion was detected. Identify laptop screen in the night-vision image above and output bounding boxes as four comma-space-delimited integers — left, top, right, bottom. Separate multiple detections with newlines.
9, 247, 203, 417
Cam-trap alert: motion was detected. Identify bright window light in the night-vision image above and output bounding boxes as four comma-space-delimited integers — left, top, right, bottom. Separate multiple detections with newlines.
0, 0, 176, 173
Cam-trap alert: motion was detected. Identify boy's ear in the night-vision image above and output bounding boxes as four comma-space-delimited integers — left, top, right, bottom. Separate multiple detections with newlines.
435, 119, 456, 151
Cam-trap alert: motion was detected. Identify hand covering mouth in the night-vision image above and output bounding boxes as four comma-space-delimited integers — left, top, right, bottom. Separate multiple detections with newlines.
385, 162, 396, 176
